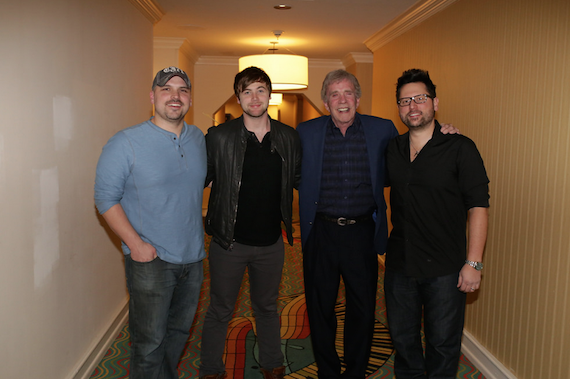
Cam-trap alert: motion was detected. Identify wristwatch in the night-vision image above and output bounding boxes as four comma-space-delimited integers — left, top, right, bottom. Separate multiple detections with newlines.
465, 260, 483, 271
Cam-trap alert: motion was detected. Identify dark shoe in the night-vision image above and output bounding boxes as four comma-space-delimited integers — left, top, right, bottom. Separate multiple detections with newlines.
199, 373, 227, 379
260, 365, 285, 379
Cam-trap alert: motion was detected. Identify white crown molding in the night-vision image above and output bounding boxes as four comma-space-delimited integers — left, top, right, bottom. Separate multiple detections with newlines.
364, 0, 458, 52
342, 52, 374, 67
153, 37, 199, 64
308, 59, 344, 69
180, 40, 200, 64
127, 0, 164, 24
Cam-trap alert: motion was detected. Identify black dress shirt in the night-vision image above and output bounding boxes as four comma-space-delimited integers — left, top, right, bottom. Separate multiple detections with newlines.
386, 121, 489, 278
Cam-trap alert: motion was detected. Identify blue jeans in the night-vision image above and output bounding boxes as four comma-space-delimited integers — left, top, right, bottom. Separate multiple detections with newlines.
199, 237, 285, 376
385, 270, 466, 379
125, 255, 203, 379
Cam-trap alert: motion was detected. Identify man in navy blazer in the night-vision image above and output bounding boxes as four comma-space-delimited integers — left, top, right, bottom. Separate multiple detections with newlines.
297, 92, 398, 258
297, 70, 398, 379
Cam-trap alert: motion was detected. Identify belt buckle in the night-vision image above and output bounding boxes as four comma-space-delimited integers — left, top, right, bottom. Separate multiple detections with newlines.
337, 217, 355, 226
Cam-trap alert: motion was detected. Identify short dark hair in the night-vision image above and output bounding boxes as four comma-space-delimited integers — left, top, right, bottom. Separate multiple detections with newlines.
321, 69, 362, 102
234, 67, 272, 97
396, 69, 436, 100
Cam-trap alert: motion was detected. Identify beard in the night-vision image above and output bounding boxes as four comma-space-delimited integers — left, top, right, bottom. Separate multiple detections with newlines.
161, 101, 187, 121
401, 108, 435, 130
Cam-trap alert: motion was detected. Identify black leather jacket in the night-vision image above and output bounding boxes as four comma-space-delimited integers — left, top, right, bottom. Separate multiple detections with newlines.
204, 116, 302, 250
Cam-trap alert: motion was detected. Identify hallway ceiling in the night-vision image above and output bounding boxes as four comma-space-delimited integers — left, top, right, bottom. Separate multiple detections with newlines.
152, 0, 419, 60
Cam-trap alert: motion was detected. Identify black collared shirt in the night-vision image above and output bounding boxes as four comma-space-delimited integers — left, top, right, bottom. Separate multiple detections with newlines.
234, 130, 283, 246
317, 115, 375, 217
386, 121, 490, 278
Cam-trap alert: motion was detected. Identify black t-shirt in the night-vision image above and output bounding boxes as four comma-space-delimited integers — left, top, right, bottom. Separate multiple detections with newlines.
233, 131, 283, 246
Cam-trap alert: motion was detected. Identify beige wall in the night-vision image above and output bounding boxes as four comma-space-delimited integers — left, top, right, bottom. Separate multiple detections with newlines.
370, 0, 570, 378
0, 0, 153, 378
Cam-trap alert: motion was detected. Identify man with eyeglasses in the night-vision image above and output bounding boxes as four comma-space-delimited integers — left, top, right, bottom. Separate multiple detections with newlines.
384, 68, 489, 379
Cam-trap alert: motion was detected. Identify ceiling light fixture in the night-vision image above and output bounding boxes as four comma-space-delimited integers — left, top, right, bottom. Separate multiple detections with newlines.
239, 30, 308, 91
274, 4, 292, 10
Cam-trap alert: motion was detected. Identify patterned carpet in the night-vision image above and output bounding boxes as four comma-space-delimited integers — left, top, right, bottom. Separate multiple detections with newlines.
90, 235, 484, 379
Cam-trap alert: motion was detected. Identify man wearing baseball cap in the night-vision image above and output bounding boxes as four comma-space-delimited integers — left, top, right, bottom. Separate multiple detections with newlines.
95, 66, 206, 378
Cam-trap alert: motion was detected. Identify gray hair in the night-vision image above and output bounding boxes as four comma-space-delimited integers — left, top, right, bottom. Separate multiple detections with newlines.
321, 69, 362, 102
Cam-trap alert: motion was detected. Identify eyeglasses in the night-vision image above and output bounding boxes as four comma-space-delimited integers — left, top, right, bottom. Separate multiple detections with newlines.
397, 94, 433, 107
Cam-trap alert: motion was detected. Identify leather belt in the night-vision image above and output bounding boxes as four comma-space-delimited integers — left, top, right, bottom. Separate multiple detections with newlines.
317, 213, 373, 226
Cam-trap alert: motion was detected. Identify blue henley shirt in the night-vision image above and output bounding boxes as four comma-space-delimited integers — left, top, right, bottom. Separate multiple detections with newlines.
94, 118, 207, 264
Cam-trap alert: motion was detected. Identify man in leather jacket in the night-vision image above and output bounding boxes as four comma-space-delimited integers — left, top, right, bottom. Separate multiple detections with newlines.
199, 67, 301, 379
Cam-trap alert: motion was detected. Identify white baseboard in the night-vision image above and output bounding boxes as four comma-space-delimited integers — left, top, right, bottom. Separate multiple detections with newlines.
462, 330, 518, 379
70, 301, 129, 379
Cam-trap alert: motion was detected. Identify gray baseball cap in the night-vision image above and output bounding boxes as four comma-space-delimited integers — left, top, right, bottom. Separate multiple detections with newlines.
152, 66, 191, 89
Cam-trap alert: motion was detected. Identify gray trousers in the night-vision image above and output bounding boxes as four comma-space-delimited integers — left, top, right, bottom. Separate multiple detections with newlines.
199, 236, 285, 376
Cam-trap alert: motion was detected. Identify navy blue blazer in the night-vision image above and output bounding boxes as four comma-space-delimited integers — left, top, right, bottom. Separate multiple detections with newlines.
297, 113, 398, 254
